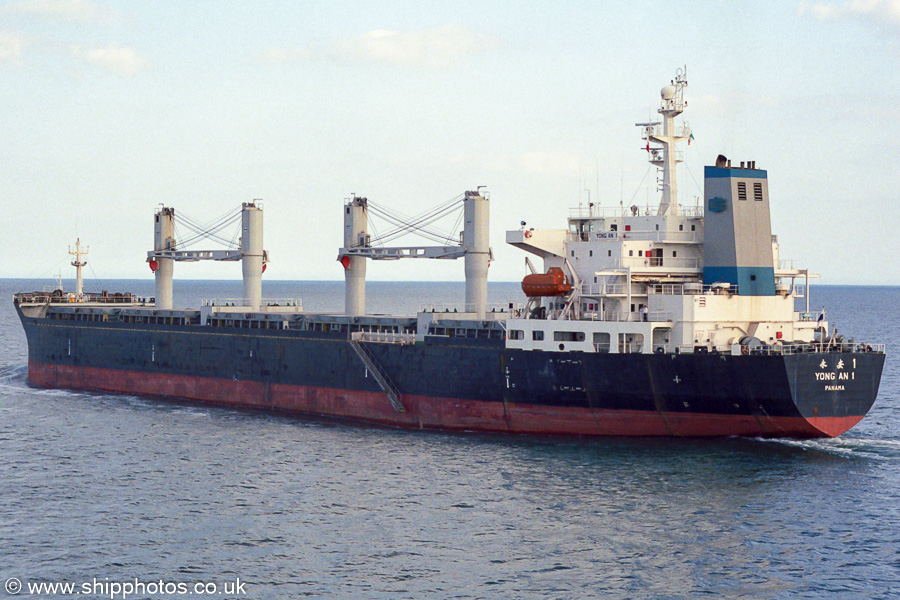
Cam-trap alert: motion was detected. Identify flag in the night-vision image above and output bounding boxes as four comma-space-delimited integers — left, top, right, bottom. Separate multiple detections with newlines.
689, 132, 694, 145
645, 141, 650, 152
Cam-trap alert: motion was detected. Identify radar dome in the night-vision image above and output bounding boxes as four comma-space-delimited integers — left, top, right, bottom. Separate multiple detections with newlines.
661, 85, 676, 100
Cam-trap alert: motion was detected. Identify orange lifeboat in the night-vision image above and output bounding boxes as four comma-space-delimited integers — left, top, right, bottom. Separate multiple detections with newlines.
521, 267, 572, 297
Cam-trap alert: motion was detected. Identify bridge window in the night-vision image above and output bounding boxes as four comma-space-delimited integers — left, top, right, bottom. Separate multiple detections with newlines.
509, 330, 524, 340
532, 330, 544, 341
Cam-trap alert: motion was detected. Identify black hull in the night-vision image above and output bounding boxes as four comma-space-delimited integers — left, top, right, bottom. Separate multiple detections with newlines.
18, 315, 885, 438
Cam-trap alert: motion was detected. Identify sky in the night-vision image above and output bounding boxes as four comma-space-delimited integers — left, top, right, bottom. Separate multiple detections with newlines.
1, 0, 898, 286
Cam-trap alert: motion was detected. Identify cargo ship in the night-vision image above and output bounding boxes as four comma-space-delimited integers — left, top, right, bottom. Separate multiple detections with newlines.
14, 68, 885, 438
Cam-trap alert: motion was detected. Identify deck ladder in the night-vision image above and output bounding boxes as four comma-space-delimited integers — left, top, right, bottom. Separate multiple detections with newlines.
349, 339, 406, 413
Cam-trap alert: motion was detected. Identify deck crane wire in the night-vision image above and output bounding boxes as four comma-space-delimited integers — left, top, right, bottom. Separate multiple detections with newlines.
367, 202, 450, 242
182, 216, 241, 249
177, 208, 241, 246
368, 193, 462, 239
176, 206, 240, 240
366, 194, 465, 246
368, 210, 455, 245
367, 205, 460, 245
174, 206, 243, 250
445, 206, 465, 246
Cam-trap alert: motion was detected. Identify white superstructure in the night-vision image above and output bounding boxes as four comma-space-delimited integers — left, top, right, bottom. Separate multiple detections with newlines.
503, 68, 822, 356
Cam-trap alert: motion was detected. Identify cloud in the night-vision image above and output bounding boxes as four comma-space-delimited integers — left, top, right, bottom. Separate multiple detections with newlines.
71, 43, 146, 75
0, 31, 28, 62
798, 0, 900, 28
2, 0, 117, 24
260, 25, 499, 68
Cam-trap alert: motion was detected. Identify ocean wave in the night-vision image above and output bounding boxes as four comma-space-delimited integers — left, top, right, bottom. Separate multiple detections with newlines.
753, 436, 900, 460
0, 364, 27, 381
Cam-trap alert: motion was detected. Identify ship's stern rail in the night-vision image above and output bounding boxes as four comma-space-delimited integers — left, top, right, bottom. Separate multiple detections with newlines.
642, 342, 885, 356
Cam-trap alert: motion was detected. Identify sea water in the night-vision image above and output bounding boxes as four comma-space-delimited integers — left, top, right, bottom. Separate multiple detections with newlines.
1, 280, 899, 599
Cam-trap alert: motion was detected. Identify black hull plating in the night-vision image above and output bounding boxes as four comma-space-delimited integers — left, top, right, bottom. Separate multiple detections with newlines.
17, 314, 885, 437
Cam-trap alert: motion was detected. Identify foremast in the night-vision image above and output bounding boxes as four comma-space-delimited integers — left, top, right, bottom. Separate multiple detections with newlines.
68, 238, 88, 301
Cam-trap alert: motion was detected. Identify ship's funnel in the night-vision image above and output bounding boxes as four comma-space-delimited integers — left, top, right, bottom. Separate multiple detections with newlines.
702, 160, 776, 295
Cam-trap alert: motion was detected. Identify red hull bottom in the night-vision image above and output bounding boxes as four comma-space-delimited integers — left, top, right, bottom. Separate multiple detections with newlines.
27, 362, 861, 438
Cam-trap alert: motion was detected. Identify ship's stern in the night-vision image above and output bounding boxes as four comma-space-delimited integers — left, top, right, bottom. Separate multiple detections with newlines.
783, 349, 885, 437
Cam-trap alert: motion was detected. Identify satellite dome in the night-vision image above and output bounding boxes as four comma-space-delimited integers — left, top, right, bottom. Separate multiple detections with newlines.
661, 85, 676, 100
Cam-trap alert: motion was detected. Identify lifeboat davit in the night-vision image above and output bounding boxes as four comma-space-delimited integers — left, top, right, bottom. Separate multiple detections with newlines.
521, 267, 572, 297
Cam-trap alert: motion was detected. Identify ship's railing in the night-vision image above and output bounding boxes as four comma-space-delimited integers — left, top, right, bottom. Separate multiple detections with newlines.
635, 342, 887, 356
13, 291, 147, 305
646, 283, 740, 296
418, 303, 520, 314
640, 123, 692, 141
566, 230, 702, 244
580, 282, 738, 296
797, 311, 824, 322
203, 298, 302, 308
617, 256, 701, 269
577, 311, 672, 323
351, 331, 416, 345
779, 259, 797, 270
567, 205, 704, 219
649, 284, 683, 295
777, 342, 886, 355
580, 283, 646, 296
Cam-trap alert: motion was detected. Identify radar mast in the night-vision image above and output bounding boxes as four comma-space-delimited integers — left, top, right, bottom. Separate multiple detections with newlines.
636, 67, 690, 216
